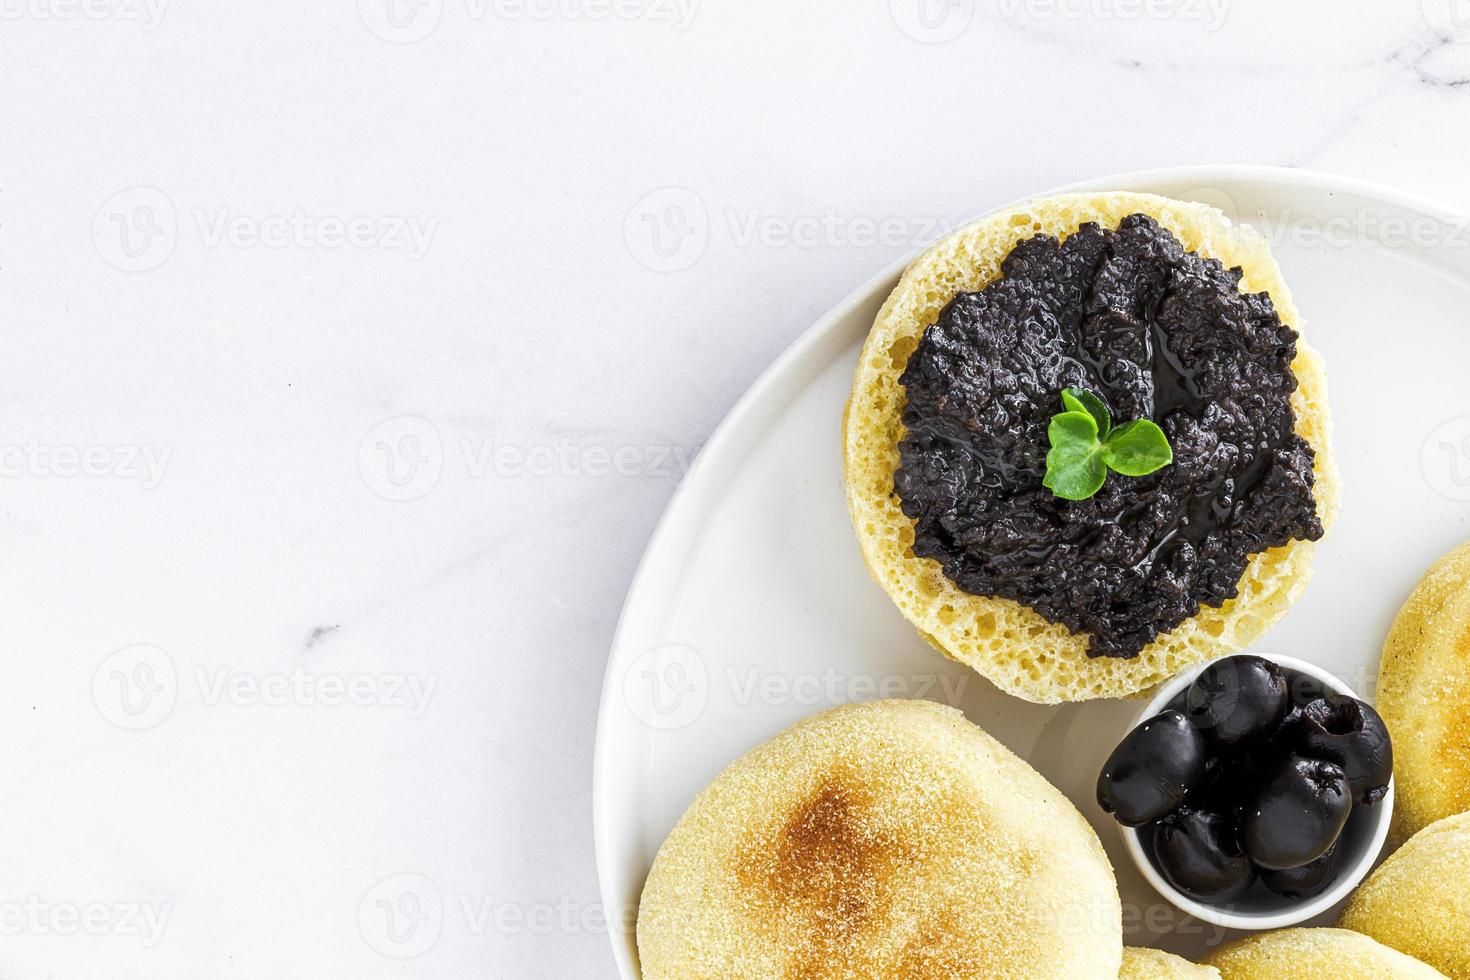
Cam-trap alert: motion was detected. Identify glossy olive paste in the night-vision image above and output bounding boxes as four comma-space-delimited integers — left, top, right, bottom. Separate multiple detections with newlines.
895, 214, 1322, 658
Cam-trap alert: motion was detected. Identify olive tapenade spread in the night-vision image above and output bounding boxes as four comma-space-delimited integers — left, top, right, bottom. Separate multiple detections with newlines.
895, 214, 1322, 658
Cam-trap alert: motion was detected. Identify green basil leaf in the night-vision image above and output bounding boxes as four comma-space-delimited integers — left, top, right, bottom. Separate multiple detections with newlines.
1062, 387, 1111, 438
1043, 411, 1106, 500
1101, 419, 1173, 477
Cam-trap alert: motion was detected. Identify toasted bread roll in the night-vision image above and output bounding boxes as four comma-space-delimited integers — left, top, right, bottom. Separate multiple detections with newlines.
1203, 927, 1445, 979
1120, 946, 1219, 979
1376, 540, 1470, 843
636, 700, 1122, 979
1339, 811, 1470, 979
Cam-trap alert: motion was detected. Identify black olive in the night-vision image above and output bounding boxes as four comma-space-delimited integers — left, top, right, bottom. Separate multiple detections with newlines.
1098, 710, 1208, 827
1259, 839, 1343, 899
1151, 807, 1257, 902
1185, 655, 1290, 747
1298, 695, 1394, 806
1243, 755, 1351, 870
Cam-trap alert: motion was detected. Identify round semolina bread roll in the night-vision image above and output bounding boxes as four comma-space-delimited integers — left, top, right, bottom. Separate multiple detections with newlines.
1120, 946, 1220, 979
1339, 811, 1470, 979
1376, 540, 1470, 844
1202, 928, 1446, 979
636, 699, 1123, 979
843, 191, 1337, 704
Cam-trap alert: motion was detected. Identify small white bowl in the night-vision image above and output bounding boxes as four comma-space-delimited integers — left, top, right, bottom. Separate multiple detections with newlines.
1118, 653, 1394, 931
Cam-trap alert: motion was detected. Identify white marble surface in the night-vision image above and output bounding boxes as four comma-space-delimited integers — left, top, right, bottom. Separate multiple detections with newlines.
4, 1, 1470, 976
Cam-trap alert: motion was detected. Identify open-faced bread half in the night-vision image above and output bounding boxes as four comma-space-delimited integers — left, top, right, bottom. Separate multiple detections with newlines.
636, 699, 1123, 979
843, 192, 1336, 704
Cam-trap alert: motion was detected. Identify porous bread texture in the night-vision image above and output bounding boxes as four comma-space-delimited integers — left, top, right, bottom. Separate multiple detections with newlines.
1376, 539, 1470, 844
635, 699, 1122, 979
843, 191, 1338, 704
1120, 946, 1220, 979
1202, 928, 1446, 979
1339, 811, 1470, 979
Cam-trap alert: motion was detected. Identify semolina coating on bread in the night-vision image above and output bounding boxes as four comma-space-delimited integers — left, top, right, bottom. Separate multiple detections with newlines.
842, 191, 1337, 704
1339, 811, 1470, 979
1376, 540, 1470, 844
1120, 946, 1220, 979
636, 699, 1123, 979
1202, 928, 1446, 979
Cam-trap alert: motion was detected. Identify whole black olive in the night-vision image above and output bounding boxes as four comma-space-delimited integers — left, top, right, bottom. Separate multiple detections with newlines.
1298, 695, 1394, 805
1151, 807, 1256, 902
1098, 710, 1208, 827
1259, 839, 1343, 899
1185, 655, 1290, 746
1243, 755, 1351, 870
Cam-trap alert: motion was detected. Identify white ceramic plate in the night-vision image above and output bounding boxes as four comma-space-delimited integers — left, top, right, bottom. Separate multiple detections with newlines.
593, 166, 1470, 974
